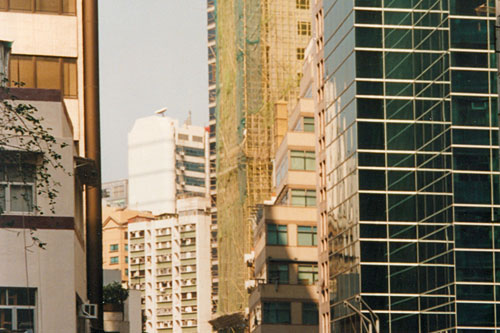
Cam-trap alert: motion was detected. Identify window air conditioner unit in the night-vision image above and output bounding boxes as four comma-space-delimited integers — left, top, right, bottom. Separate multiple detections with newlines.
244, 251, 255, 266
79, 304, 98, 319
245, 279, 257, 292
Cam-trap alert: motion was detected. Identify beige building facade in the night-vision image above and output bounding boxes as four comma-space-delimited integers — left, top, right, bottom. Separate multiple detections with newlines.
0, 1, 102, 332
128, 197, 212, 333
245, 66, 319, 332
102, 207, 154, 283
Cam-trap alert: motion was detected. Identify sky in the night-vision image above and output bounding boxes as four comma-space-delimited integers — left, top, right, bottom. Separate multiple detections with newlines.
98, 0, 208, 182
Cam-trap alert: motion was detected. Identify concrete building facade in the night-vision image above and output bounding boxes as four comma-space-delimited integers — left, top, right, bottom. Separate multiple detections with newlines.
102, 206, 154, 283
238, 58, 319, 332
206, 0, 219, 315
102, 179, 128, 208
0, 1, 102, 332
128, 197, 212, 333
128, 115, 209, 215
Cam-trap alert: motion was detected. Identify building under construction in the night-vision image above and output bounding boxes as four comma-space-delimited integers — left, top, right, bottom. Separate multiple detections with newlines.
214, 0, 312, 327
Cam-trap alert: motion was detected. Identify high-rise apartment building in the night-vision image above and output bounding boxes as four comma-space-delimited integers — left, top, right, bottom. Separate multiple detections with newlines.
0, 1, 102, 331
313, 1, 499, 331
206, 0, 219, 315
102, 206, 154, 283
215, 0, 312, 316
128, 197, 212, 333
244, 64, 319, 332
128, 114, 209, 215
102, 179, 128, 208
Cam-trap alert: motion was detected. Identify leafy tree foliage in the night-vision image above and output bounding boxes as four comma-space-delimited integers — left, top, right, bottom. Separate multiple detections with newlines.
0, 77, 69, 249
0, 78, 67, 216
103, 281, 129, 305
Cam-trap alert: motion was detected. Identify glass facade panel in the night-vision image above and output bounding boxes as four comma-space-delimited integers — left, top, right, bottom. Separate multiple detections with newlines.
323, 0, 499, 330
267, 224, 287, 245
263, 302, 291, 324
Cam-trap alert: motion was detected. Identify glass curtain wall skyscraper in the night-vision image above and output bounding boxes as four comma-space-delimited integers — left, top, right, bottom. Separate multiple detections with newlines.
314, 0, 499, 331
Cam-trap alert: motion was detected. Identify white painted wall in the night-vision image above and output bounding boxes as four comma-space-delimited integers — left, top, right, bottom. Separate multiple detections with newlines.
128, 116, 178, 215
0, 12, 78, 57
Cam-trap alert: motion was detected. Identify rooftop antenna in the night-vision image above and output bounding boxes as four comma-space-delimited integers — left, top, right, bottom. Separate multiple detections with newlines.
185, 110, 192, 126
155, 107, 167, 117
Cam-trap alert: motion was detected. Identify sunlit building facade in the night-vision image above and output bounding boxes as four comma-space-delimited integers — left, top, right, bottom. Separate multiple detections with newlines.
206, 0, 219, 315
0, 1, 102, 332
313, 0, 500, 331
128, 197, 212, 333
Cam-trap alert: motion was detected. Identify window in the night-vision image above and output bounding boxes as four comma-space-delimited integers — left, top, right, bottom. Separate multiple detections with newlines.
297, 21, 311, 36
125, 244, 128, 251
268, 262, 289, 284
298, 264, 318, 285
263, 302, 291, 324
291, 150, 315, 170
183, 176, 205, 187
291, 189, 316, 207
9, 55, 78, 98
0, 163, 35, 213
124, 231, 128, 240
304, 117, 314, 132
125, 256, 128, 264
176, 146, 205, 157
0, 0, 75, 14
176, 161, 205, 173
0, 287, 36, 332
125, 269, 128, 276
275, 156, 288, 187
110, 244, 119, 252
178, 134, 189, 141
296, 47, 305, 60
296, 0, 309, 9
302, 303, 318, 325
110, 256, 119, 265
267, 224, 287, 245
298, 226, 317, 246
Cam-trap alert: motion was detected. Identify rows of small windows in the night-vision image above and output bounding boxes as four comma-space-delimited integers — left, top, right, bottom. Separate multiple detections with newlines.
9, 55, 78, 98
177, 133, 203, 143
262, 302, 318, 325
0, 0, 75, 14
296, 0, 309, 10
268, 262, 318, 285
176, 146, 205, 157
267, 224, 317, 246
297, 21, 311, 36
176, 161, 205, 173
109, 256, 127, 265
109, 243, 129, 252
177, 175, 206, 187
